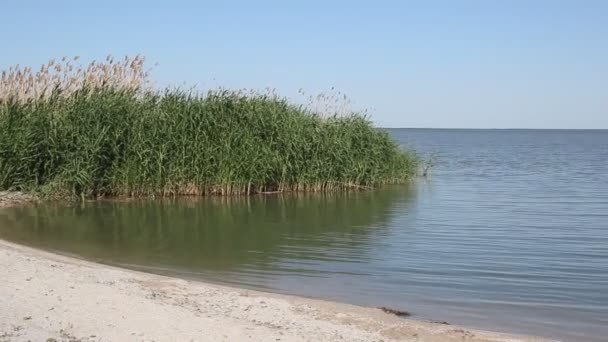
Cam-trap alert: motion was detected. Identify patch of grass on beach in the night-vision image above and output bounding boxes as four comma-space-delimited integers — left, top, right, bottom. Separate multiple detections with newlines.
0, 56, 418, 199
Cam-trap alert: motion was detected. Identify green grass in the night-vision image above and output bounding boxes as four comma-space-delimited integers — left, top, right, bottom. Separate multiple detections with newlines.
0, 59, 418, 199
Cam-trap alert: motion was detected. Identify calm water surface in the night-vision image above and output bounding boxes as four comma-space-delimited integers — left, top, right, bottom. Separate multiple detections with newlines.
1, 129, 607, 341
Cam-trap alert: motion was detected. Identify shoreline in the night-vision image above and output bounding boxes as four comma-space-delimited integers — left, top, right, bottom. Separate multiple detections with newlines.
0, 193, 552, 341
0, 242, 552, 342
0, 191, 36, 209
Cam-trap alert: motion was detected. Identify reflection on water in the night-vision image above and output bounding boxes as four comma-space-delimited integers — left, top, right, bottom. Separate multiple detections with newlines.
1, 129, 608, 342
0, 187, 415, 288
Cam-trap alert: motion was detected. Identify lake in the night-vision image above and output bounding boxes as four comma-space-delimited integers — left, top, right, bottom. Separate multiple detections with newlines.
1, 129, 607, 341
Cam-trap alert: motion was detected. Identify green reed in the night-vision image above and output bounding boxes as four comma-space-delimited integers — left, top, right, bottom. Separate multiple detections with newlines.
0, 57, 418, 199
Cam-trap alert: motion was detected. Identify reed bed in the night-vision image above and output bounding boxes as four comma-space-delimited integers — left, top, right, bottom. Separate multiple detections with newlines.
0, 56, 418, 199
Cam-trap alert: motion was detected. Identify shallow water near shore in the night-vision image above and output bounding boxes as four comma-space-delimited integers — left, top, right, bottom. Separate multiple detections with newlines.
1, 129, 607, 341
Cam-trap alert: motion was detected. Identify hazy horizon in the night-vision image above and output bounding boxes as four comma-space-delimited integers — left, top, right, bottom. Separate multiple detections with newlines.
2, 1, 606, 129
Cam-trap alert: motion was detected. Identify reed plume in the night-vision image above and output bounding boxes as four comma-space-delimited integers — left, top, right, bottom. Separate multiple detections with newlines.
0, 55, 149, 103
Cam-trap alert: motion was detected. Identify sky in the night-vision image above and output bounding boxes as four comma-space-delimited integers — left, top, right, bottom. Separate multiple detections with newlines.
1, 0, 606, 128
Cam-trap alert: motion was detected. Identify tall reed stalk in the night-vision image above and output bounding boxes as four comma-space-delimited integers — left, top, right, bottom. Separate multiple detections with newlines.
0, 56, 418, 199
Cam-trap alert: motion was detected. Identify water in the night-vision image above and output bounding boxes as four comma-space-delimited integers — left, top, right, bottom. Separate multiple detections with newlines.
1, 129, 607, 341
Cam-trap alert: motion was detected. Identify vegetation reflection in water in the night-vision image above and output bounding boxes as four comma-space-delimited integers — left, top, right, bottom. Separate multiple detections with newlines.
0, 186, 415, 278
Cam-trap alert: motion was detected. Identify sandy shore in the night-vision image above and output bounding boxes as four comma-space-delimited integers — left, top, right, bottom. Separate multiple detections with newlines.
0, 240, 554, 342
0, 192, 36, 209
0, 192, 553, 341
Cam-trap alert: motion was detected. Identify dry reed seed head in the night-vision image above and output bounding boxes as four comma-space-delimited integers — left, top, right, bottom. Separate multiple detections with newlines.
0, 55, 154, 103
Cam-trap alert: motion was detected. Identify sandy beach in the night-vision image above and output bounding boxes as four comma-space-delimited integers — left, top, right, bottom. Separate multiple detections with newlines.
0, 193, 553, 342
0, 240, 554, 342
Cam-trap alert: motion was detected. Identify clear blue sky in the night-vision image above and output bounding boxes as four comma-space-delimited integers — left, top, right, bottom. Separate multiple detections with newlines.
2, 0, 606, 128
